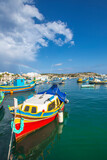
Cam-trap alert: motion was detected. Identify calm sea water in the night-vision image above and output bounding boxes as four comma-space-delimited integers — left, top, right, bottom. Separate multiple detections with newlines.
0, 79, 107, 160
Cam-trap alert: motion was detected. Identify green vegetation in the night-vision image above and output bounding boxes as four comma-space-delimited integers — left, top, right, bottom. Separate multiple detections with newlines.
0, 74, 2, 80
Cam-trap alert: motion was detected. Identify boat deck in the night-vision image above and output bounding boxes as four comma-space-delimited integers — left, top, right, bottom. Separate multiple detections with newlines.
24, 94, 57, 106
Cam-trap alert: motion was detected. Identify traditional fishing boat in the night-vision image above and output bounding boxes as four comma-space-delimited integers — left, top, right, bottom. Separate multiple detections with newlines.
8, 84, 68, 142
89, 78, 107, 84
77, 78, 89, 83
0, 78, 35, 94
11, 120, 61, 160
0, 91, 5, 110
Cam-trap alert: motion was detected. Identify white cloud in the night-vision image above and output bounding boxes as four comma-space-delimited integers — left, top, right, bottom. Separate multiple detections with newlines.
70, 41, 75, 46
54, 63, 63, 66
0, 0, 74, 70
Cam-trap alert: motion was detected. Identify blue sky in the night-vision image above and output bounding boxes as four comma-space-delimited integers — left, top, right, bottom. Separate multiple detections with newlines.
0, 0, 107, 74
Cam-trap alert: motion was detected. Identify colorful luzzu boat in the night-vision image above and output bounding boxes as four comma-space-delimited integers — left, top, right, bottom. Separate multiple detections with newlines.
0, 78, 35, 94
89, 78, 107, 84
12, 120, 60, 160
0, 91, 5, 110
77, 78, 89, 83
8, 84, 68, 142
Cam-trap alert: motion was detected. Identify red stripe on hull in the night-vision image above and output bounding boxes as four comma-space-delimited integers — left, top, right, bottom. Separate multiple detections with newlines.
16, 114, 57, 141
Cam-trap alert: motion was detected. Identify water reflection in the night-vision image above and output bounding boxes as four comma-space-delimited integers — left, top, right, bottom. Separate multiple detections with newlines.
11, 120, 64, 160
0, 107, 5, 122
6, 90, 35, 106
77, 83, 107, 90
94, 84, 107, 89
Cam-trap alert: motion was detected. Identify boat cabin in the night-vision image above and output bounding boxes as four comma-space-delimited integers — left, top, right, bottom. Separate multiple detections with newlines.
13, 78, 25, 86
21, 94, 61, 114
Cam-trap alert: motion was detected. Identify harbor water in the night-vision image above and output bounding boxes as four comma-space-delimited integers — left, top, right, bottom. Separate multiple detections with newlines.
0, 79, 107, 160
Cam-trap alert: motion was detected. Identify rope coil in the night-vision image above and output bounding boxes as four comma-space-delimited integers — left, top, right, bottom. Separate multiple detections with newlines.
11, 118, 24, 134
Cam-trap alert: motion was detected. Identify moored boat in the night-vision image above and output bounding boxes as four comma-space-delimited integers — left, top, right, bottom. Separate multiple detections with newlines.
59, 80, 65, 85
11, 120, 60, 160
8, 84, 68, 142
89, 78, 107, 84
0, 78, 35, 94
77, 78, 89, 83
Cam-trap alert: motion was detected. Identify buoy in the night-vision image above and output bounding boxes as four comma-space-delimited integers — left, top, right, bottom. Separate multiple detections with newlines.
10, 90, 13, 95
64, 98, 69, 104
58, 110, 64, 123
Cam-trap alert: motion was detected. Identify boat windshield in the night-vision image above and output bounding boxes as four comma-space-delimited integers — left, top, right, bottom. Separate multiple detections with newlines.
23, 105, 37, 114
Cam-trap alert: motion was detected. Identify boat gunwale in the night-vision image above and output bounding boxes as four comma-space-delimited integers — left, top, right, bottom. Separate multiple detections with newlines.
9, 102, 64, 119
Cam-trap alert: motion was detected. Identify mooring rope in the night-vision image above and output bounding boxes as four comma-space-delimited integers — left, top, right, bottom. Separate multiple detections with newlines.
11, 118, 24, 134
7, 118, 14, 160
7, 98, 17, 160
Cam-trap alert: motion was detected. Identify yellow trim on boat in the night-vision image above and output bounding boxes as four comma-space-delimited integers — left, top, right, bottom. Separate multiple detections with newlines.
9, 102, 64, 122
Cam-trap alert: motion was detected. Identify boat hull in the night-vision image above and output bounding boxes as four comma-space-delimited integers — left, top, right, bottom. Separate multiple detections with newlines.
89, 81, 107, 84
15, 104, 64, 142
0, 84, 35, 94
13, 120, 58, 160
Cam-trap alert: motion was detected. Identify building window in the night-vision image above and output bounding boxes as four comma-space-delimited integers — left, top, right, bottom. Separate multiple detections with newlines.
24, 106, 29, 112
48, 101, 55, 111
31, 107, 37, 113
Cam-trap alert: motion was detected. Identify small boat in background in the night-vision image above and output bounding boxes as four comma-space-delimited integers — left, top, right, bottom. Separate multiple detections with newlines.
0, 78, 35, 94
50, 77, 63, 84
59, 80, 65, 85
89, 78, 107, 84
0, 91, 4, 110
8, 84, 69, 141
77, 78, 89, 83
81, 84, 95, 88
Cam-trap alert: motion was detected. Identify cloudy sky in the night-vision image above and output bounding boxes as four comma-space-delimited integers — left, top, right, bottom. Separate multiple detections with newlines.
0, 0, 107, 74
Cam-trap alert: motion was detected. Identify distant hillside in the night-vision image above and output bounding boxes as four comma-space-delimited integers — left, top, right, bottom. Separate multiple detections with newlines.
41, 72, 101, 78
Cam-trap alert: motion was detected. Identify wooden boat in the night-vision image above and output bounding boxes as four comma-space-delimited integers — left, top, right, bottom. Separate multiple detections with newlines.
77, 78, 89, 83
0, 91, 4, 110
50, 77, 64, 85
89, 79, 107, 84
81, 84, 95, 88
8, 84, 68, 142
59, 80, 65, 85
11, 120, 60, 160
0, 78, 35, 94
